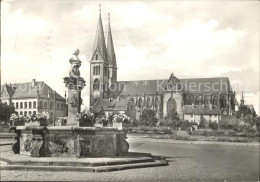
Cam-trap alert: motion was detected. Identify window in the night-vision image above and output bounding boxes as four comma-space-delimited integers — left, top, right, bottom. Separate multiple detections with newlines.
33, 101, 36, 109
50, 102, 53, 109
16, 103, 19, 109
95, 54, 98, 60
93, 79, 100, 90
20, 102, 23, 109
24, 111, 27, 116
24, 102, 27, 109
39, 101, 43, 109
57, 103, 60, 110
12, 102, 14, 107
61, 103, 64, 110
29, 111, 32, 115
20, 111, 23, 116
33, 111, 36, 115
44, 102, 47, 109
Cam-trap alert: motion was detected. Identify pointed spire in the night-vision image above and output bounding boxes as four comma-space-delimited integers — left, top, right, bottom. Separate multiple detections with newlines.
240, 91, 244, 106
92, 4, 107, 62
106, 13, 117, 68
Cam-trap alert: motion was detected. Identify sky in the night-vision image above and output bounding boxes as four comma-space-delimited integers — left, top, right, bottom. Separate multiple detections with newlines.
1, 0, 259, 114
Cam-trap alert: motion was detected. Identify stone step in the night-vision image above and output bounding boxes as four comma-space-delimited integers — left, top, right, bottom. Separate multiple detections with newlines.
0, 158, 167, 172
0, 157, 155, 167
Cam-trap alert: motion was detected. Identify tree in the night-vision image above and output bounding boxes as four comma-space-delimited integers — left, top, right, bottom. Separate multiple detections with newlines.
140, 109, 157, 126
0, 102, 15, 124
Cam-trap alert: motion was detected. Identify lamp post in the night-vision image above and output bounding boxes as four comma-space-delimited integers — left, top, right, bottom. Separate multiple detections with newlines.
48, 90, 56, 125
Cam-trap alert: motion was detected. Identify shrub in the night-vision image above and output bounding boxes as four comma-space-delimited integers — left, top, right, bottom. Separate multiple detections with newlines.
209, 122, 218, 130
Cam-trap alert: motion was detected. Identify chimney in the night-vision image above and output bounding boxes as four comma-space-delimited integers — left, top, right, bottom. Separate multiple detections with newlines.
32, 79, 36, 87
209, 103, 212, 110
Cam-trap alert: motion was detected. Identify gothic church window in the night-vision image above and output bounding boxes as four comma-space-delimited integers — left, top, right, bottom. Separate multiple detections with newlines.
194, 96, 200, 105
186, 95, 191, 105
222, 96, 227, 108
167, 98, 177, 117
93, 79, 100, 90
95, 54, 98, 60
138, 98, 142, 108
155, 97, 159, 109
147, 97, 151, 107
213, 96, 218, 106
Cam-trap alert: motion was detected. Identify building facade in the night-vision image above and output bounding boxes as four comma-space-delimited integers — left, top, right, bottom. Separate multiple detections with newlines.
89, 8, 239, 120
1, 79, 66, 122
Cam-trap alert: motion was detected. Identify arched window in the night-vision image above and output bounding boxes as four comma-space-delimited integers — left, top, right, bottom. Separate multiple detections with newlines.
222, 96, 227, 108
20, 111, 23, 116
194, 96, 200, 105
204, 96, 210, 105
155, 97, 159, 109
24, 102, 27, 108
29, 102, 32, 109
16, 103, 19, 109
147, 97, 151, 107
167, 98, 177, 117
29, 111, 32, 116
93, 66, 96, 75
213, 96, 218, 106
20, 102, 23, 109
186, 95, 191, 105
138, 98, 142, 108
93, 79, 100, 90
24, 111, 27, 116
95, 54, 98, 60
98, 66, 100, 75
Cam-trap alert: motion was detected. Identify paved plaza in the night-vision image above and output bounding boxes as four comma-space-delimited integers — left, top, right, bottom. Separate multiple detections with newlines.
0, 136, 259, 181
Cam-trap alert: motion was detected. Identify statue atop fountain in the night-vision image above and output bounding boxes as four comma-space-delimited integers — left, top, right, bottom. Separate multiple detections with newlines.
64, 49, 86, 126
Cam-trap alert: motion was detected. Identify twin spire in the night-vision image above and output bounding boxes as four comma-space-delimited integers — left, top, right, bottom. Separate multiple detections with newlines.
92, 4, 117, 68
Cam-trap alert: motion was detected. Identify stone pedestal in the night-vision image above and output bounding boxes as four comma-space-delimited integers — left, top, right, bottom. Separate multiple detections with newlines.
67, 89, 81, 126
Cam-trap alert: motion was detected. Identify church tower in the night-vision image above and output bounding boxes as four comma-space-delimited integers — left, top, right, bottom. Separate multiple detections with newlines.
107, 13, 117, 85
90, 5, 109, 107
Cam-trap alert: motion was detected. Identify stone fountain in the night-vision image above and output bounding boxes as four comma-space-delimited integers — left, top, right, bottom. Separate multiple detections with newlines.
11, 49, 129, 158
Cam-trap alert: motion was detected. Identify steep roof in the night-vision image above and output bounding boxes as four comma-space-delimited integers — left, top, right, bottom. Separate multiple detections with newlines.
93, 98, 129, 112
112, 77, 232, 97
106, 14, 117, 68
92, 11, 108, 62
184, 104, 221, 115
1, 82, 65, 101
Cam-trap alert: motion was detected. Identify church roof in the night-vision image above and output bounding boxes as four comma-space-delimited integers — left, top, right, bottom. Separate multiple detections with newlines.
1, 81, 65, 100
92, 10, 108, 62
113, 77, 232, 97
184, 104, 221, 115
107, 13, 117, 68
93, 98, 129, 112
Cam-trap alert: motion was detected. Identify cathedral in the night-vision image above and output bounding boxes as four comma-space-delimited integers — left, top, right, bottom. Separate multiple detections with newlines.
89, 8, 239, 121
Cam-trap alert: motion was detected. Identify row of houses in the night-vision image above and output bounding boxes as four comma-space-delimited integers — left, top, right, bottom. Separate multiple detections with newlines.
0, 79, 67, 122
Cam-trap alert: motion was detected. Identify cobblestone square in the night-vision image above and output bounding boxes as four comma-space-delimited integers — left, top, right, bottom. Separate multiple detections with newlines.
1, 136, 259, 181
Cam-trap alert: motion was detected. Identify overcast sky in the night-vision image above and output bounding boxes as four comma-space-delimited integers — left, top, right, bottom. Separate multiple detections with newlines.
1, 0, 259, 114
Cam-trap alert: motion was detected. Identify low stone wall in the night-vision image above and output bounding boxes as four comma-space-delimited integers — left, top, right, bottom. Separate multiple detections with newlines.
11, 126, 129, 158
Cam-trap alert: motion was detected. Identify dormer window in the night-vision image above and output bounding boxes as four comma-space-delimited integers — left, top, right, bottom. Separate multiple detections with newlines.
95, 54, 98, 60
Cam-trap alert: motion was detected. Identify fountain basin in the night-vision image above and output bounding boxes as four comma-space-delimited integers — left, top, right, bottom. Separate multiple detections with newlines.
11, 126, 129, 158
